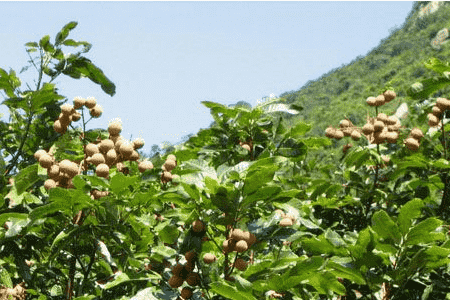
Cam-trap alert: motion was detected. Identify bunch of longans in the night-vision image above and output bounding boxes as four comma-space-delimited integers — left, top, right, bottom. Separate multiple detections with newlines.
35, 97, 162, 198
325, 90, 425, 151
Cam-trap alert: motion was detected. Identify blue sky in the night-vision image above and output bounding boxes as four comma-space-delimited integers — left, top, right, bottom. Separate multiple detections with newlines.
0, 1, 414, 155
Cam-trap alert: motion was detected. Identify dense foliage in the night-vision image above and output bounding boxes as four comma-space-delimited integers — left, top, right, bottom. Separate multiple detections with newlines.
2, 2, 450, 299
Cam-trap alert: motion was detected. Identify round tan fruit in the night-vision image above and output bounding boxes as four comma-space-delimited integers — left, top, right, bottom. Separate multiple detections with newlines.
132, 138, 145, 150
181, 287, 193, 299
375, 95, 385, 106
234, 258, 248, 271
241, 143, 251, 151
405, 138, 420, 151
167, 154, 177, 162
377, 113, 388, 123
106, 149, 117, 165
119, 142, 134, 159
342, 127, 353, 137
85, 143, 100, 157
73, 97, 85, 109
432, 105, 442, 117
44, 179, 57, 190
168, 275, 184, 288
96, 163, 110, 178
185, 250, 196, 262
90, 153, 106, 166
90, 105, 103, 118
362, 123, 374, 135
235, 240, 248, 253
222, 239, 236, 253
34, 149, 47, 161
245, 233, 257, 247
339, 119, 351, 128
410, 128, 424, 140
172, 263, 184, 277
428, 113, 440, 127
61, 103, 75, 116
192, 220, 205, 232
186, 272, 200, 286
84, 97, 97, 109
184, 261, 195, 273
381, 155, 390, 164
108, 121, 122, 136
164, 159, 177, 172
351, 130, 361, 141
373, 120, 385, 132
436, 98, 450, 111
386, 132, 399, 143
203, 253, 217, 264
98, 139, 114, 154
373, 130, 387, 144
383, 90, 396, 102
114, 139, 125, 152
53, 120, 65, 133
386, 115, 398, 126
334, 130, 344, 140
366, 97, 377, 106
230, 228, 246, 241
39, 154, 53, 169
285, 213, 296, 223
161, 171, 173, 183
129, 150, 140, 161
279, 218, 293, 227
48, 164, 60, 180
138, 160, 154, 173
59, 114, 72, 127
325, 126, 335, 138
71, 112, 81, 122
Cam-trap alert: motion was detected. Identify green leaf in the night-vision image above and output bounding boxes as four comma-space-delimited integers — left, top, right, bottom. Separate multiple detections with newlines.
424, 246, 450, 269
152, 245, 177, 258
210, 282, 256, 300
62, 56, 116, 96
30, 83, 65, 111
62, 39, 92, 52
397, 198, 424, 236
29, 202, 70, 222
110, 173, 138, 194
324, 229, 347, 248
242, 185, 281, 208
15, 164, 39, 195
243, 165, 279, 195
158, 224, 179, 245
103, 272, 130, 289
289, 122, 312, 138
55, 21, 77, 45
407, 75, 450, 100
235, 275, 253, 293
0, 213, 28, 225
327, 261, 366, 285
0, 267, 13, 288
25, 42, 39, 48
302, 235, 348, 256
39, 35, 55, 53
180, 182, 200, 201
424, 57, 450, 74
371, 210, 401, 245
405, 217, 444, 246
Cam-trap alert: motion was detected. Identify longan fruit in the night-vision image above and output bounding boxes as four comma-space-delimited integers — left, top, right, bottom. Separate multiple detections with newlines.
203, 253, 217, 264
234, 258, 248, 271
375, 95, 385, 106
410, 128, 424, 140
129, 150, 140, 161
59, 114, 72, 127
342, 127, 353, 137
108, 121, 122, 136
71, 112, 81, 122
405, 138, 420, 151
325, 126, 335, 138
161, 171, 173, 182
90, 153, 106, 166
428, 113, 440, 127
279, 218, 293, 227
132, 138, 145, 150
362, 123, 374, 135
98, 139, 114, 154
184, 261, 195, 273
339, 119, 351, 128
61, 103, 75, 116
164, 159, 177, 172
377, 113, 388, 123
436, 98, 450, 111
84, 97, 97, 109
222, 239, 236, 253
432, 105, 442, 117
334, 130, 344, 140
89, 105, 103, 118
383, 90, 396, 102
192, 220, 205, 233
47, 164, 60, 180
386, 116, 398, 125
366, 97, 377, 106
119, 142, 134, 159
34, 149, 47, 161
96, 163, 110, 178
167, 154, 177, 162
241, 143, 251, 151
114, 139, 125, 152
386, 132, 399, 143
53, 120, 65, 133
73, 96, 85, 109
106, 149, 118, 165
39, 154, 53, 169
168, 275, 184, 288
172, 263, 184, 277
138, 160, 154, 173
85, 143, 100, 157
230, 228, 246, 241
44, 179, 57, 190
351, 130, 361, 141
245, 232, 257, 247
181, 287, 193, 299
185, 272, 200, 286
235, 240, 248, 253
373, 120, 385, 132
373, 131, 387, 144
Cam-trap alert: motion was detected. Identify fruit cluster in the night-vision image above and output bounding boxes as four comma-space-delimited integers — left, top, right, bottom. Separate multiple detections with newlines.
53, 97, 102, 133
168, 250, 200, 297
361, 113, 402, 145
161, 154, 177, 184
277, 211, 296, 227
35, 150, 80, 190
222, 228, 256, 256
428, 97, 450, 127
404, 127, 424, 151
365, 90, 396, 107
